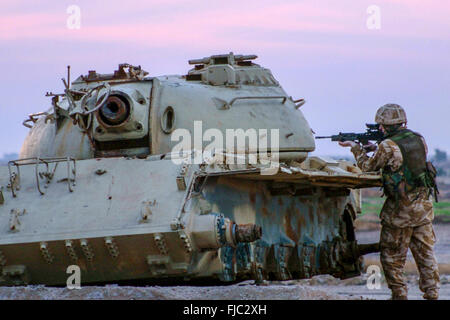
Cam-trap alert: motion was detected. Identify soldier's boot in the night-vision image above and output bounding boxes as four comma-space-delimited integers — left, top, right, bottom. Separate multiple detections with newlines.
390, 287, 408, 300
390, 292, 408, 300
423, 289, 438, 300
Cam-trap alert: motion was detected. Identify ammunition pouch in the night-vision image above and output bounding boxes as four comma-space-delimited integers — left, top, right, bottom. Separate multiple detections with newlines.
425, 161, 439, 202
381, 170, 403, 199
382, 162, 439, 203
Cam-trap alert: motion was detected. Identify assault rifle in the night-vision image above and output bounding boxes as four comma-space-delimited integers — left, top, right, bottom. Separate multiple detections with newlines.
315, 124, 384, 150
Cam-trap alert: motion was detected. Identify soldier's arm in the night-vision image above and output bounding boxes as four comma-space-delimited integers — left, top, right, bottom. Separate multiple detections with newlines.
350, 140, 401, 172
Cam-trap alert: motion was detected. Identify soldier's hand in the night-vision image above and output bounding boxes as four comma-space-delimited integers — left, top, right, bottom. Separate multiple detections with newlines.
338, 141, 357, 148
363, 142, 377, 152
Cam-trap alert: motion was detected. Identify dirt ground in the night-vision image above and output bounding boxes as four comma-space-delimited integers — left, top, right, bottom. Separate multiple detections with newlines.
0, 275, 448, 300
0, 224, 448, 300
0, 282, 351, 300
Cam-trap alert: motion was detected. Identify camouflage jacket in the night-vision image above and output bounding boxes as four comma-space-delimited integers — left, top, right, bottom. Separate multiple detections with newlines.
351, 138, 434, 228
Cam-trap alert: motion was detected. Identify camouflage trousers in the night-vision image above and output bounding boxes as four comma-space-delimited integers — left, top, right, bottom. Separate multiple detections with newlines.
380, 223, 440, 298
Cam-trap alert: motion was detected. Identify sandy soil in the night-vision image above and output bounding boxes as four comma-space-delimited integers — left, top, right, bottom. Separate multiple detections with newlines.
0, 275, 448, 300
0, 283, 352, 300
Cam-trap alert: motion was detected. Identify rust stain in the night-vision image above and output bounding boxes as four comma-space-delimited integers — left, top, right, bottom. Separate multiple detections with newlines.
57, 120, 73, 156
277, 197, 283, 206
218, 177, 263, 193
316, 197, 331, 225
308, 205, 314, 223
249, 192, 256, 204
297, 214, 305, 236
283, 206, 299, 243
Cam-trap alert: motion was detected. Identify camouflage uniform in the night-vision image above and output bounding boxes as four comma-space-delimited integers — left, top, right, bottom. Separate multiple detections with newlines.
351, 137, 440, 299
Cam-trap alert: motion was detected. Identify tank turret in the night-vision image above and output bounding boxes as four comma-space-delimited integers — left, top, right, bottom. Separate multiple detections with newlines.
21, 53, 314, 161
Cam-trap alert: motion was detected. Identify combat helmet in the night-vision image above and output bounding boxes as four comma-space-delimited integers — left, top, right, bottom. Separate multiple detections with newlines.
375, 104, 407, 125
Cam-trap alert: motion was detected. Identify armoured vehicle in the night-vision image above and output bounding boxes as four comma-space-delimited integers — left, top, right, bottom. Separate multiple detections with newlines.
0, 53, 381, 286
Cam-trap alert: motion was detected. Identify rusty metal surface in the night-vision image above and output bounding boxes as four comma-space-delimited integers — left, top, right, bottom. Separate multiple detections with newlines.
235, 224, 262, 243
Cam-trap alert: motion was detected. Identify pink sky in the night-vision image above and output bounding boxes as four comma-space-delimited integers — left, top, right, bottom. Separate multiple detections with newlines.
1, 0, 449, 157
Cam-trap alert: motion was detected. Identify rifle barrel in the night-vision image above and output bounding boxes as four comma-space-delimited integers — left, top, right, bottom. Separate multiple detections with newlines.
315, 136, 332, 139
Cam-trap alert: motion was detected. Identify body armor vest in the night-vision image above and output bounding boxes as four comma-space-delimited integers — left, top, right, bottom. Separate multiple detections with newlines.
381, 129, 428, 197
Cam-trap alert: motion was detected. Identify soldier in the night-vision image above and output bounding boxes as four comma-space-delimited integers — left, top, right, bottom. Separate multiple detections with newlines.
339, 104, 440, 300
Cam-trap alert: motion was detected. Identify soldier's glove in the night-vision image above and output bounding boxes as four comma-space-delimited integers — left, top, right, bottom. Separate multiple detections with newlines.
363, 142, 377, 152
338, 141, 357, 148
